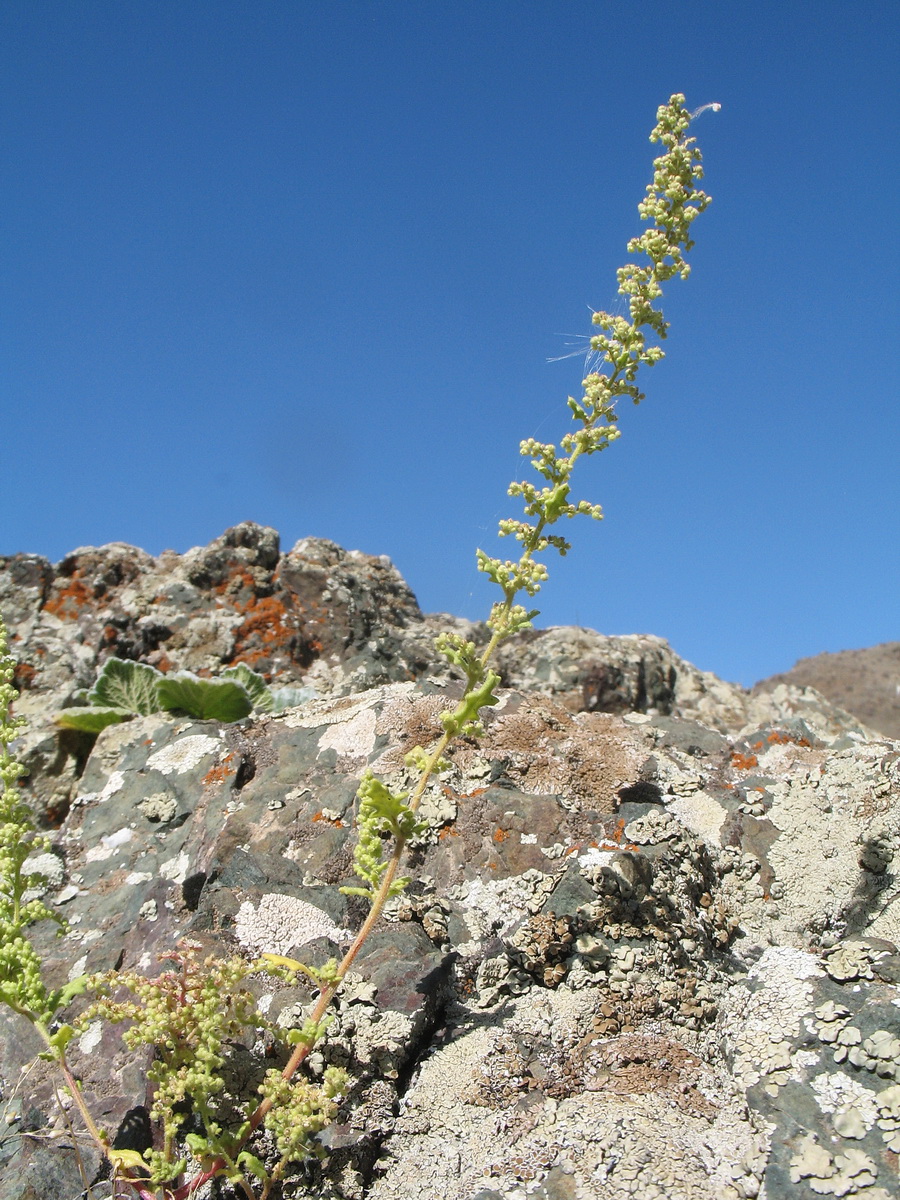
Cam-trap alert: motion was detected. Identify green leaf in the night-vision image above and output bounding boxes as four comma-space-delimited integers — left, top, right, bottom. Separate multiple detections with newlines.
439, 670, 501, 739
47, 1023, 77, 1053
55, 706, 133, 733
54, 975, 90, 1008
108, 1148, 150, 1173
89, 658, 163, 716
157, 673, 253, 722
357, 772, 424, 841
236, 1151, 269, 1184
185, 1132, 217, 1161
221, 664, 274, 712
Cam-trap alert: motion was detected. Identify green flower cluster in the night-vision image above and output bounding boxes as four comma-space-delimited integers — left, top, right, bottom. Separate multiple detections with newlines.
84, 943, 268, 1185
82, 941, 348, 1191
344, 94, 717, 935
478, 92, 714, 647
258, 1064, 347, 1167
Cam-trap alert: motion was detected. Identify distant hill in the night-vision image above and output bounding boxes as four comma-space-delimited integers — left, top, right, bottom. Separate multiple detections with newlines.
754, 641, 900, 739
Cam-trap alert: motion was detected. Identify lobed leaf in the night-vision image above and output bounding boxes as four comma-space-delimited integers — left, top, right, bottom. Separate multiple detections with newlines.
55, 706, 133, 733
89, 657, 163, 715
221, 663, 274, 712
157, 673, 254, 722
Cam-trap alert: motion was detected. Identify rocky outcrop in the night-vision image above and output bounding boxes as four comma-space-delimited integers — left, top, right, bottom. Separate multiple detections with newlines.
0, 523, 430, 719
1, 527, 898, 1200
495, 626, 875, 744
1, 525, 465, 823
756, 643, 900, 741
0, 524, 877, 827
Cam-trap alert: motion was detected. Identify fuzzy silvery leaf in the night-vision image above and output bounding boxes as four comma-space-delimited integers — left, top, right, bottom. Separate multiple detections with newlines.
269, 685, 317, 712
221, 663, 274, 712
55, 706, 134, 733
157, 672, 253, 722
88, 657, 163, 716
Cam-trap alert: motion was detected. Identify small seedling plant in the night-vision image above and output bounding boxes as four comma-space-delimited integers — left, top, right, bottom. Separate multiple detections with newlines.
0, 95, 717, 1199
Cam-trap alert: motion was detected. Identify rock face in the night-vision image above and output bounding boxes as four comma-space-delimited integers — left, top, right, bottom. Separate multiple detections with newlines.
0, 523, 876, 827
755, 643, 900, 741
1, 526, 899, 1200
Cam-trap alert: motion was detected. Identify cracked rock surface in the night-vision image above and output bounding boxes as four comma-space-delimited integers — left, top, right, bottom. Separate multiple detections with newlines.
0, 529, 898, 1200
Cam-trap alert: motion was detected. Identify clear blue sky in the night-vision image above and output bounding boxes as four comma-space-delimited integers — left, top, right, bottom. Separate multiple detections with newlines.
3, 2, 898, 688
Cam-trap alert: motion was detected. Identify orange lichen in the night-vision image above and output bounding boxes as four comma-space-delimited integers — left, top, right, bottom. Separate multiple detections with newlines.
214, 567, 257, 598
731, 753, 759, 771
230, 595, 300, 675
766, 730, 811, 748
311, 811, 344, 827
13, 662, 36, 689
438, 826, 459, 840
205, 564, 321, 675
43, 575, 93, 620
440, 784, 490, 806
202, 753, 236, 787
455, 974, 477, 999
493, 828, 509, 844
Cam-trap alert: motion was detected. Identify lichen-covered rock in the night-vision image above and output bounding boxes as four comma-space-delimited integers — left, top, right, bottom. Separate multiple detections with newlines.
1, 525, 430, 721
0, 667, 896, 1199
1, 532, 898, 1199
496, 626, 877, 745
2, 528, 877, 830
1, 526, 463, 823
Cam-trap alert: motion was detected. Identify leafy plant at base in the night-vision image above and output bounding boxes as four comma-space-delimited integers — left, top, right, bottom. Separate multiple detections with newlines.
0, 94, 718, 1198
156, 673, 255, 723
56, 657, 315, 731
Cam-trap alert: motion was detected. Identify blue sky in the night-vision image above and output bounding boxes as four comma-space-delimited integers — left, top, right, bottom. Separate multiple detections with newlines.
3, 2, 898, 688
